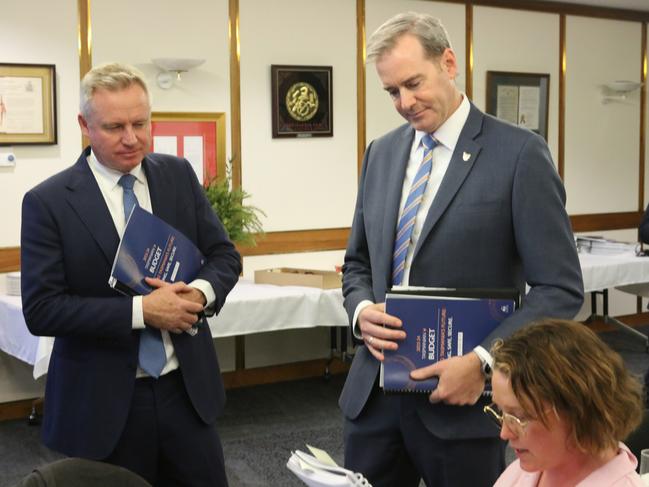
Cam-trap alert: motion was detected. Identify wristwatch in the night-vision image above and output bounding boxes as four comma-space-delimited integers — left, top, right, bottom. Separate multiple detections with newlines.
473, 347, 493, 378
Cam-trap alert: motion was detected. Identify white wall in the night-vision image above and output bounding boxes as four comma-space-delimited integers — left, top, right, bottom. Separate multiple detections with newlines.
0, 1, 81, 247
564, 16, 641, 215
239, 0, 358, 232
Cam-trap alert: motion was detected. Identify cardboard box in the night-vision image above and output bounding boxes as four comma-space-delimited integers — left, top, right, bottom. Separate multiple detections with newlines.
254, 267, 342, 289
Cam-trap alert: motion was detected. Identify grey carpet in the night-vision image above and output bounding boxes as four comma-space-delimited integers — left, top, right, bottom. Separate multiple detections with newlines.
0, 324, 647, 487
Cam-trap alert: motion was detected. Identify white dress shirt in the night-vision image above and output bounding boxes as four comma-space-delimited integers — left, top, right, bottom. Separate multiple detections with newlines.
87, 150, 215, 377
351, 95, 490, 363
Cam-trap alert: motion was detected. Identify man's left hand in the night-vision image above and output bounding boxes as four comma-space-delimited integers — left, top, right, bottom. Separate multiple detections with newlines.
177, 286, 207, 307
409, 352, 485, 405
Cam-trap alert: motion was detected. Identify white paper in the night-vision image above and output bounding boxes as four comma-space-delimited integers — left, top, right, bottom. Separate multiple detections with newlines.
0, 77, 43, 133
153, 136, 178, 156
518, 86, 540, 130
496, 85, 519, 125
183, 136, 204, 182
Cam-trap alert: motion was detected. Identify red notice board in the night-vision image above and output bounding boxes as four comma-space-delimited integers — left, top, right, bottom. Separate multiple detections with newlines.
151, 112, 225, 186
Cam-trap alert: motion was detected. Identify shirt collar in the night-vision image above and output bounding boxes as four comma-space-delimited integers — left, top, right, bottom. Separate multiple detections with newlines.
414, 94, 470, 151
87, 149, 145, 188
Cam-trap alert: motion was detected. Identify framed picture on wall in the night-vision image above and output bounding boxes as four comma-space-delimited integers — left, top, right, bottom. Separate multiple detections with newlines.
271, 65, 333, 138
486, 71, 550, 140
150, 112, 226, 186
0, 63, 57, 145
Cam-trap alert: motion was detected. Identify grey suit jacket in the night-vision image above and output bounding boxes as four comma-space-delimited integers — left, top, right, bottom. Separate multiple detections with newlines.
340, 103, 584, 439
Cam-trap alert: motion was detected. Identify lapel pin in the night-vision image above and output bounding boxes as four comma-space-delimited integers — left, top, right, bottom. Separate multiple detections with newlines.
462, 152, 471, 162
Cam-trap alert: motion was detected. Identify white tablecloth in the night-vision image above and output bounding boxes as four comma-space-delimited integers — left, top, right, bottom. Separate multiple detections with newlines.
0, 279, 347, 379
4, 253, 649, 380
579, 251, 649, 293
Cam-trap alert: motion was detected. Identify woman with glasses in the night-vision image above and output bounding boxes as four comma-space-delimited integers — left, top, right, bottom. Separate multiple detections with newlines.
486, 319, 644, 486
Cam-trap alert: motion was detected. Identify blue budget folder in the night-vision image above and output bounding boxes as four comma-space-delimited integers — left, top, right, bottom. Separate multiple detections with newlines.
108, 205, 206, 297
381, 288, 519, 393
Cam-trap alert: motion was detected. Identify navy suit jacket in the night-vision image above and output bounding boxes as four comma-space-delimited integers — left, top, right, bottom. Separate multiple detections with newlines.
20, 148, 241, 459
340, 103, 584, 439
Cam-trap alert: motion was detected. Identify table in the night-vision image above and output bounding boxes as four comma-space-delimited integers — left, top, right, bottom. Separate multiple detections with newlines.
579, 251, 649, 348
0, 279, 348, 379
4, 252, 649, 379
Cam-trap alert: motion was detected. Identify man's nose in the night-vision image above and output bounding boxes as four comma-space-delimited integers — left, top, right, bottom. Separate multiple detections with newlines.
400, 89, 416, 110
122, 126, 137, 145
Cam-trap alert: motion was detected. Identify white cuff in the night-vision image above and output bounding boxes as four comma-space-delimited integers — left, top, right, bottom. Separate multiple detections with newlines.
352, 300, 374, 339
132, 295, 145, 330
189, 278, 216, 309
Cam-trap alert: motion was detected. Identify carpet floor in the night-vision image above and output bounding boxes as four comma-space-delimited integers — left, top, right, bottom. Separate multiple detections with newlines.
0, 323, 647, 487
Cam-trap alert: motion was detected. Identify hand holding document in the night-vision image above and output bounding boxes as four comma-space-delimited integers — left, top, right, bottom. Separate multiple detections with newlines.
287, 445, 371, 487
109, 206, 207, 336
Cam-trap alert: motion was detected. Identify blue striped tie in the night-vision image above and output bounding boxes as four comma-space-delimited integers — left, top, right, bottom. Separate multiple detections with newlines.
118, 174, 166, 378
391, 134, 438, 286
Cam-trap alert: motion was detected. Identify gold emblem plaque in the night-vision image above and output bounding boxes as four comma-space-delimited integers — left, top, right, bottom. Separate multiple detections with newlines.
285, 82, 319, 121
271, 65, 333, 138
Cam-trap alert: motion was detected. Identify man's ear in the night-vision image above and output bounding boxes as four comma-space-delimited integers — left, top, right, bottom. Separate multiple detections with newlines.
440, 48, 458, 79
78, 113, 90, 137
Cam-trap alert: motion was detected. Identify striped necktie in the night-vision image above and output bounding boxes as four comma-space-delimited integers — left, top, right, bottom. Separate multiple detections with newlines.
391, 134, 438, 286
118, 174, 166, 378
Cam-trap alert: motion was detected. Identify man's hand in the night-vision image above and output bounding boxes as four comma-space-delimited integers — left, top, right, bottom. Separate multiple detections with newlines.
177, 286, 207, 307
410, 352, 485, 405
142, 278, 204, 333
358, 302, 405, 361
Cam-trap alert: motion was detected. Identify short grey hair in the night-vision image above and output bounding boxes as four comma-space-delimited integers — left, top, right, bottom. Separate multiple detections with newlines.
366, 12, 452, 63
80, 63, 151, 118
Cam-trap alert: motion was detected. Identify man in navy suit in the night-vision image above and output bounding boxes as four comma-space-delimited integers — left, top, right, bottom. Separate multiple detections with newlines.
20, 63, 241, 486
340, 13, 584, 487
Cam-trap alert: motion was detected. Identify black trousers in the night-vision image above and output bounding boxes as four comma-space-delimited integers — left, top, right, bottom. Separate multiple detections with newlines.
104, 369, 228, 487
344, 387, 506, 487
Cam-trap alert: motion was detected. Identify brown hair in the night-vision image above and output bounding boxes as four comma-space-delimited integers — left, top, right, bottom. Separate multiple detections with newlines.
491, 319, 643, 455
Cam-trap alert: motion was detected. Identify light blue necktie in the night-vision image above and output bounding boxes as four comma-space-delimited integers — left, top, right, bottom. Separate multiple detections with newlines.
391, 134, 438, 286
118, 174, 166, 378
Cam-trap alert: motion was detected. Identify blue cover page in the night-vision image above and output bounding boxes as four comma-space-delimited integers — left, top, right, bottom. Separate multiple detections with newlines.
109, 206, 206, 296
382, 293, 516, 393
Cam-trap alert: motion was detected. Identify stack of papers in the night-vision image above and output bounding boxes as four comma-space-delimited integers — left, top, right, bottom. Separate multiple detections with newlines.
287, 445, 371, 487
575, 236, 637, 255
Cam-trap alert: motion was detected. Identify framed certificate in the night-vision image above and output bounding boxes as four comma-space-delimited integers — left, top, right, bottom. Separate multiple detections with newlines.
486, 71, 550, 140
0, 63, 57, 145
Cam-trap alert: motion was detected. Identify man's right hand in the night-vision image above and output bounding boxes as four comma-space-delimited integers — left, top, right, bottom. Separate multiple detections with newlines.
142, 278, 204, 333
358, 302, 405, 361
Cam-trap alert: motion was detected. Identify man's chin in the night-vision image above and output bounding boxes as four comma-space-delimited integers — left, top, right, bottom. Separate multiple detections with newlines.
407, 115, 437, 133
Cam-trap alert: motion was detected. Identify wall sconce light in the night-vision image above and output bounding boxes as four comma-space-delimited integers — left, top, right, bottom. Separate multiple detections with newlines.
152, 58, 205, 89
601, 80, 642, 104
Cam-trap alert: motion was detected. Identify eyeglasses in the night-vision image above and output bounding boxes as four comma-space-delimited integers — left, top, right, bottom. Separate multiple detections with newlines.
483, 403, 531, 437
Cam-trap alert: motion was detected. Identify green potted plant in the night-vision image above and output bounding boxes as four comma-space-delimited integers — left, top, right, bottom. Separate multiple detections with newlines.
204, 164, 265, 246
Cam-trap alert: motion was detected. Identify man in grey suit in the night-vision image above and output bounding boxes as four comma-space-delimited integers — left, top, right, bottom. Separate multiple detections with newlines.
340, 12, 583, 487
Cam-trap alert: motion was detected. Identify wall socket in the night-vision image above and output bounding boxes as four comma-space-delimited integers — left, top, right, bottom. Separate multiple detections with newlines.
0, 152, 16, 167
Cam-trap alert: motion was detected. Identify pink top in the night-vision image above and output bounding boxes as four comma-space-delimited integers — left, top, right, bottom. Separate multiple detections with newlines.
494, 443, 644, 487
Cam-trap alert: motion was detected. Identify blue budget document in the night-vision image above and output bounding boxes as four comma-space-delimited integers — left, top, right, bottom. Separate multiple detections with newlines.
109, 205, 206, 297
381, 288, 519, 393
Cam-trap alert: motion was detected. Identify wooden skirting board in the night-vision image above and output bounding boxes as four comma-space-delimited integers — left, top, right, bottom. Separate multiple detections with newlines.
0, 211, 643, 269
